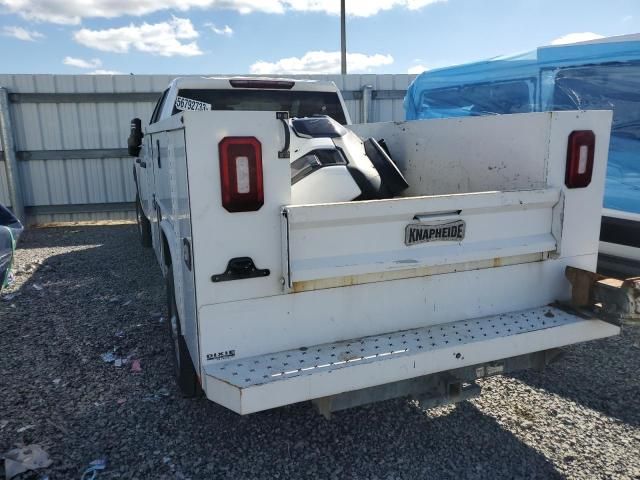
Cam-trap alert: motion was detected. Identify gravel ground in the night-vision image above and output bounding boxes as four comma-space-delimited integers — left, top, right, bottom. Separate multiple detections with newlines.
1, 225, 639, 480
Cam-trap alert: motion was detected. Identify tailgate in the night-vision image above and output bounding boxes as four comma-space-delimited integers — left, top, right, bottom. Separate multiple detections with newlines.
283, 188, 560, 291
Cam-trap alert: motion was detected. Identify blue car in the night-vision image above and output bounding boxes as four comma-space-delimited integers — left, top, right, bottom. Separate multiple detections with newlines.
0, 203, 22, 291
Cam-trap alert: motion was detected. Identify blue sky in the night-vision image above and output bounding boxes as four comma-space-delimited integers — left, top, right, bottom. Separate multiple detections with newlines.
0, 0, 639, 75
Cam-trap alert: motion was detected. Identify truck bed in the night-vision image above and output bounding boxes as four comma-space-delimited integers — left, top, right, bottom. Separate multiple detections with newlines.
143, 108, 616, 414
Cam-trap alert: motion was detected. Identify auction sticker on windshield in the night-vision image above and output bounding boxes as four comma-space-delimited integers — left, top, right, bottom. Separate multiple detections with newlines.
175, 96, 211, 111
405, 220, 465, 246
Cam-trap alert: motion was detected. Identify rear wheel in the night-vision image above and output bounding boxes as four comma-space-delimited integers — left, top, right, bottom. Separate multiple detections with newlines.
166, 265, 200, 397
135, 193, 152, 248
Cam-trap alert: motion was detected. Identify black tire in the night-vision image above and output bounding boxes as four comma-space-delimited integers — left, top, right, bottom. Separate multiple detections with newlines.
135, 193, 152, 248
166, 266, 200, 397
0, 267, 7, 290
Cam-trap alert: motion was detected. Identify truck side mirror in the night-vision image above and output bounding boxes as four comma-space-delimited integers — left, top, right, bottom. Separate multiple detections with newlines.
128, 118, 144, 157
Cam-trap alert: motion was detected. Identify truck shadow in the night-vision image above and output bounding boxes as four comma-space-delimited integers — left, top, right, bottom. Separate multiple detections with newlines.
509, 328, 640, 428
0, 224, 606, 479
14, 222, 136, 249
179, 399, 565, 479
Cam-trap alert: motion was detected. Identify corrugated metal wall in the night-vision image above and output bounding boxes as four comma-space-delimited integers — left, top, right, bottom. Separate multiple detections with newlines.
0, 74, 416, 224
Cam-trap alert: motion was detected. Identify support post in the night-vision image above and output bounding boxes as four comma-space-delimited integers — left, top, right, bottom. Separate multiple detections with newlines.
0, 88, 24, 223
360, 85, 373, 123
340, 0, 347, 75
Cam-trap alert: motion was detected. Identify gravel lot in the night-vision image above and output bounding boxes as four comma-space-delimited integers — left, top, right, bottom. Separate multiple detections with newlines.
1, 224, 639, 480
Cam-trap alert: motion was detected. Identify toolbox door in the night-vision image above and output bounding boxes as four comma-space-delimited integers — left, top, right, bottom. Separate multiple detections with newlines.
283, 188, 561, 291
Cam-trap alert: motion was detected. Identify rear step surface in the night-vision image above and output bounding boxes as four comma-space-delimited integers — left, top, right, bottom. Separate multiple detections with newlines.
204, 305, 619, 414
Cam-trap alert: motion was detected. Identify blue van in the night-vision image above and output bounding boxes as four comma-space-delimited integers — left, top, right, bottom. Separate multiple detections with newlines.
405, 34, 640, 270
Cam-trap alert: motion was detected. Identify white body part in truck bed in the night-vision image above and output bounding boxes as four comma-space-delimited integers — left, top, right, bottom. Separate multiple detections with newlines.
132, 79, 618, 415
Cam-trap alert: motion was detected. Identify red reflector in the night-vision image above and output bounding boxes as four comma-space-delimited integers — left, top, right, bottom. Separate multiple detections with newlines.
229, 79, 295, 89
565, 130, 595, 188
219, 137, 263, 212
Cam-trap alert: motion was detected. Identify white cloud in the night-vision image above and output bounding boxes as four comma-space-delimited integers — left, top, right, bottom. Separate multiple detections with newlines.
63, 56, 102, 69
550, 32, 605, 46
0, 0, 446, 24
2, 25, 44, 41
74, 17, 203, 57
205, 23, 233, 36
285, 0, 446, 17
622, 15, 633, 22
250, 50, 393, 74
89, 69, 124, 74
408, 64, 429, 74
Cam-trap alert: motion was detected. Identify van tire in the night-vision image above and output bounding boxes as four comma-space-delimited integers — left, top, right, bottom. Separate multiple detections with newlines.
166, 266, 200, 397
135, 194, 152, 248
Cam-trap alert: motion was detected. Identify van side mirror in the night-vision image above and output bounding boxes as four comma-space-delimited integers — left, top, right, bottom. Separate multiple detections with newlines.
128, 118, 144, 157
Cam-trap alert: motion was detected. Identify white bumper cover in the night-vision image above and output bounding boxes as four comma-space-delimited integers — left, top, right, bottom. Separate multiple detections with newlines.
204, 305, 619, 414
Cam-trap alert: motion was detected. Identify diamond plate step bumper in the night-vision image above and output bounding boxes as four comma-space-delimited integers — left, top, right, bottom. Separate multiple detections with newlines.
203, 305, 619, 414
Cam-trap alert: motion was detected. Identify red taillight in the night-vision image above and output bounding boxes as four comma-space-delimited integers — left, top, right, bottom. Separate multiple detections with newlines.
565, 130, 595, 188
219, 137, 263, 212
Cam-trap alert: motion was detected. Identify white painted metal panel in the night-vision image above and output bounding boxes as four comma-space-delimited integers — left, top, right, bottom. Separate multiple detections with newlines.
347, 110, 612, 265
349, 112, 552, 196
197, 254, 595, 363
166, 128, 199, 368
184, 110, 291, 306
376, 74, 394, 122
284, 189, 559, 285
600, 241, 640, 261
194, 111, 612, 381
546, 111, 612, 259
204, 305, 619, 414
0, 74, 157, 219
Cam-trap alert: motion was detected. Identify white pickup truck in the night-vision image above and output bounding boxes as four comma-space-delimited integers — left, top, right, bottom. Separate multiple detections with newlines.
129, 76, 620, 416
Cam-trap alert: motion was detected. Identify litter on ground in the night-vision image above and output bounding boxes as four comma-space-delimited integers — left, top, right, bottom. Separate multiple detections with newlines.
80, 458, 107, 480
3, 444, 52, 479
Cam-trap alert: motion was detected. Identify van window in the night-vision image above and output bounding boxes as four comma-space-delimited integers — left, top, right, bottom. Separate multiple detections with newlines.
553, 62, 640, 213
171, 89, 347, 124
418, 79, 535, 118
553, 62, 640, 140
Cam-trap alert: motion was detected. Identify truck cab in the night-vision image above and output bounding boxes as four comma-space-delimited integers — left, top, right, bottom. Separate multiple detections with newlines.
129, 76, 621, 417
150, 76, 349, 125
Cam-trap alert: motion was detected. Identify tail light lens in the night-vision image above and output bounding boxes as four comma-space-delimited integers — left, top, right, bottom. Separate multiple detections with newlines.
565, 130, 595, 188
219, 137, 263, 212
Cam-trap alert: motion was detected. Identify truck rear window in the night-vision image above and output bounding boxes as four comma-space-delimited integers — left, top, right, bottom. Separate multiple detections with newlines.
172, 89, 347, 124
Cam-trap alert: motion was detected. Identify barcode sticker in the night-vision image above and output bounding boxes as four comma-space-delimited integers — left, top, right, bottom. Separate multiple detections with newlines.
175, 96, 211, 112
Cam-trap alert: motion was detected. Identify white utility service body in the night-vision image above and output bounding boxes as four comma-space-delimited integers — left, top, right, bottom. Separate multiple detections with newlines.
133, 77, 619, 415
